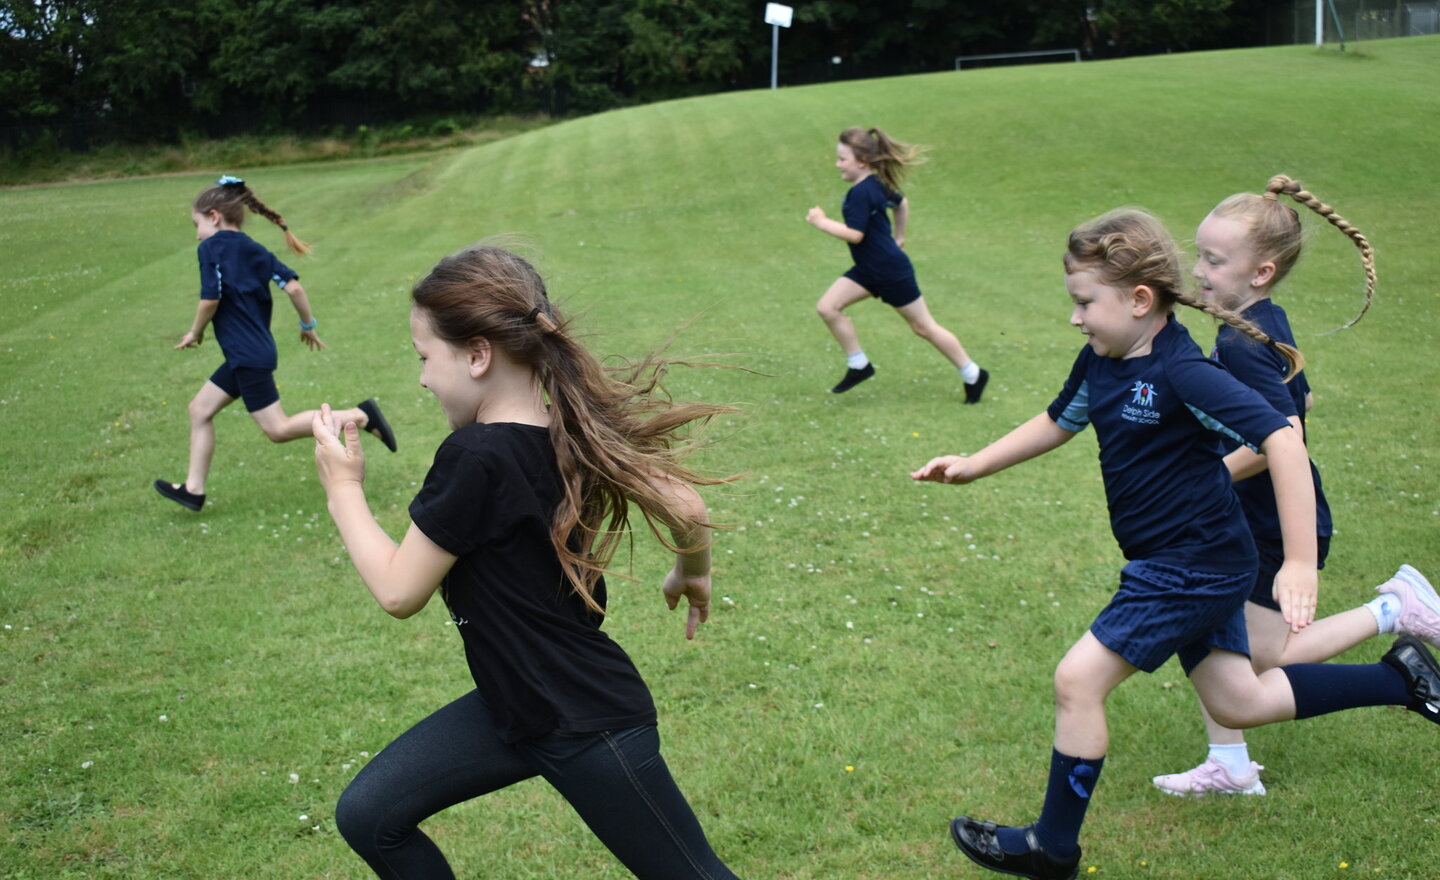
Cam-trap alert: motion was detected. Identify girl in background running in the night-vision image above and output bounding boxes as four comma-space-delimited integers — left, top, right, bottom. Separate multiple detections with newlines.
156, 175, 394, 512
806, 127, 988, 400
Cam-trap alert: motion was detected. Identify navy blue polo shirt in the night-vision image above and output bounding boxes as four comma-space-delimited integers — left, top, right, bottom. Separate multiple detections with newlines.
197, 230, 298, 370
842, 175, 913, 282
1211, 299, 1332, 544
1047, 316, 1292, 572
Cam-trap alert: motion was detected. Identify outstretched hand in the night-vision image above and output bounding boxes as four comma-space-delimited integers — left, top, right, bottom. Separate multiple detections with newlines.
662, 569, 712, 640
174, 330, 203, 350
300, 329, 327, 351
313, 403, 366, 492
909, 455, 977, 485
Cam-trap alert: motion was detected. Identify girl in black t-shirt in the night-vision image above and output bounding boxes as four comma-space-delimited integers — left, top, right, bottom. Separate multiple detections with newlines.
312, 245, 742, 879
805, 126, 988, 400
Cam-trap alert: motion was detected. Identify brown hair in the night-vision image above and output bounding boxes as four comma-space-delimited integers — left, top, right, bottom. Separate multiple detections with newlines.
193, 178, 311, 256
411, 245, 735, 613
1210, 174, 1375, 331
838, 127, 925, 192
1065, 208, 1305, 380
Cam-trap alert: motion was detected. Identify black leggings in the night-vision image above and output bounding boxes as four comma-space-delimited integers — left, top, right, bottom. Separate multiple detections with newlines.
335, 690, 740, 879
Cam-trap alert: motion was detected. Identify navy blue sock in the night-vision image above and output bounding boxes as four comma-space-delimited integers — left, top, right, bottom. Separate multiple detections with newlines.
1282, 662, 1409, 719
995, 749, 1103, 858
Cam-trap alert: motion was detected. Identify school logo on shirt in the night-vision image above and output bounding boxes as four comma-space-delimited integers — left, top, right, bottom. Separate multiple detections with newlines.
1122, 380, 1161, 425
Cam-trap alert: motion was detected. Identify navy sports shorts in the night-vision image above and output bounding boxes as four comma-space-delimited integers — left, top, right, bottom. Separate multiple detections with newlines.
1248, 535, 1332, 612
209, 363, 280, 412
1090, 559, 1253, 675
843, 267, 922, 308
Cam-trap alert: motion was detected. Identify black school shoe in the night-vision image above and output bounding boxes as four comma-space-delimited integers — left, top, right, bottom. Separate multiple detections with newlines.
830, 363, 875, 393
154, 479, 205, 511
963, 368, 990, 404
358, 398, 397, 452
1381, 635, 1440, 724
950, 818, 1080, 880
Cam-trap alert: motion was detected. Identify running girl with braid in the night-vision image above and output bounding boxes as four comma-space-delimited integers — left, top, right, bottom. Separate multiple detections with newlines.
912, 208, 1440, 880
1152, 174, 1438, 798
806, 127, 988, 400
312, 244, 743, 879
155, 175, 395, 511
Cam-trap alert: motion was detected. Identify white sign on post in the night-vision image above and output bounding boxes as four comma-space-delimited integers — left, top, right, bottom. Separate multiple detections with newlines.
765, 3, 793, 28
765, 3, 794, 89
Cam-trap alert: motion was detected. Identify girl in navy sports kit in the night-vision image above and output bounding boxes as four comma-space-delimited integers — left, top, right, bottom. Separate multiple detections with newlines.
1152, 175, 1439, 798
155, 176, 395, 511
911, 209, 1440, 880
311, 245, 742, 879
806, 127, 987, 400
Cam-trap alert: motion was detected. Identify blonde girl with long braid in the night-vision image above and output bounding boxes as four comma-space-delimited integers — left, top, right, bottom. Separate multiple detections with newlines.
806, 126, 988, 399
912, 209, 1440, 880
155, 175, 395, 511
311, 245, 743, 880
1153, 175, 1437, 798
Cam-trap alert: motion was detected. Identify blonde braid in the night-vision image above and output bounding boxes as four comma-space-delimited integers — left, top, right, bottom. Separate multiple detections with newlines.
1174, 289, 1305, 381
1266, 174, 1374, 331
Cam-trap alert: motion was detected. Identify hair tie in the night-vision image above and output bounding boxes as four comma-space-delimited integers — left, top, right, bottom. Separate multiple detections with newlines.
217, 175, 245, 187
281, 224, 289, 231
525, 307, 542, 323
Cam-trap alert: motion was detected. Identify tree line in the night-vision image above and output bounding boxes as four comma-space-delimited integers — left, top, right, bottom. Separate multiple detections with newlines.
2, 0, 1284, 145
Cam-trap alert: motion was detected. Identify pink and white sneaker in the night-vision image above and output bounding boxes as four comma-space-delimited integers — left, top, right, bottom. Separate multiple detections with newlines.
1151, 759, 1266, 797
1378, 565, 1440, 647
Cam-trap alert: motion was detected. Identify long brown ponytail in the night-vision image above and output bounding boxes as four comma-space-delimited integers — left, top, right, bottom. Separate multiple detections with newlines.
411, 244, 736, 614
838, 127, 925, 192
193, 176, 311, 256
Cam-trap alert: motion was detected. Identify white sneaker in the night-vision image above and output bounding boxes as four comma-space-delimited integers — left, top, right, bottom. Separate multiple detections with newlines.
1378, 565, 1440, 648
1152, 759, 1266, 797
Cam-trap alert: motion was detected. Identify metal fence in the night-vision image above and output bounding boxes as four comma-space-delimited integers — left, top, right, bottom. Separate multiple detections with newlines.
1269, 0, 1439, 44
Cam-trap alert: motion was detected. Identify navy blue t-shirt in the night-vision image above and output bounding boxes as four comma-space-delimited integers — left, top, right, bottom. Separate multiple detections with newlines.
197, 230, 298, 370
408, 422, 657, 743
1046, 316, 1292, 572
1211, 299, 1332, 545
842, 175, 913, 282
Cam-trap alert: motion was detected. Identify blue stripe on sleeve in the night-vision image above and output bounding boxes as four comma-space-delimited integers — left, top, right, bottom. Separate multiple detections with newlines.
1185, 402, 1261, 452
1056, 380, 1091, 432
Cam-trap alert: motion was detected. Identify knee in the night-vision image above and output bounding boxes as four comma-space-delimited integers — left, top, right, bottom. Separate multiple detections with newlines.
334, 783, 377, 851
186, 397, 213, 425
1052, 661, 1097, 712
816, 301, 839, 321
260, 428, 288, 444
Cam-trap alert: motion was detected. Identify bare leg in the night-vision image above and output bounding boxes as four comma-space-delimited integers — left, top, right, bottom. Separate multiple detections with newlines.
1189, 649, 1297, 730
895, 296, 972, 370
183, 381, 236, 495
1053, 631, 1139, 758
251, 401, 366, 444
1279, 606, 1380, 665
815, 276, 873, 357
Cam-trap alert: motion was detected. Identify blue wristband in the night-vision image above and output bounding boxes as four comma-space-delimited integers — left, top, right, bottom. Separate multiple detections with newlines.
299, 317, 317, 331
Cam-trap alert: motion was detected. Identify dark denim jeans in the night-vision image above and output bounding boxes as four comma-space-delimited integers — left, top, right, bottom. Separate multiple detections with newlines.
335, 690, 740, 879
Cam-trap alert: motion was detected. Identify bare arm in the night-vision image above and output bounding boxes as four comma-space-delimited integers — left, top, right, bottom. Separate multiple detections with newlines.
313, 407, 454, 618
892, 196, 909, 248
174, 298, 220, 349
648, 474, 714, 640
282, 279, 325, 351
1223, 414, 1304, 482
805, 207, 864, 244
1258, 424, 1319, 632
911, 412, 1076, 484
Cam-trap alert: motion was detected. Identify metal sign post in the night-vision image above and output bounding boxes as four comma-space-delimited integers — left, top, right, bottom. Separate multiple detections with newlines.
765, 3, 794, 89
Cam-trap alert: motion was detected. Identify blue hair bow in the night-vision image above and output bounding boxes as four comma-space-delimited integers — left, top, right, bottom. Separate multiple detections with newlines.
217, 175, 245, 187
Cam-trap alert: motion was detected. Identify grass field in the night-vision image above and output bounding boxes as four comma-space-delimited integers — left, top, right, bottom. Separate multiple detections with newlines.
3, 36, 1438, 880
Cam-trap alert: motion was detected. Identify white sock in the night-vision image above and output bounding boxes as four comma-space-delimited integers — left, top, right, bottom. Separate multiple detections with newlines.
846, 351, 869, 370
1207, 743, 1253, 778
1365, 592, 1401, 634
959, 361, 981, 384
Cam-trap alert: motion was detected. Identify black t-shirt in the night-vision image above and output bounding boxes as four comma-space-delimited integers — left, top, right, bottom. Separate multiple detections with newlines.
197, 230, 298, 369
842, 175, 913, 281
409, 422, 656, 742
